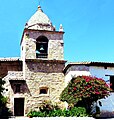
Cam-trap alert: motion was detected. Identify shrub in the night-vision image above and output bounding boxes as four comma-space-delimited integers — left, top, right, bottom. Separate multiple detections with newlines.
27, 100, 88, 117
0, 78, 12, 118
39, 100, 60, 113
48, 109, 63, 117
60, 76, 111, 114
27, 111, 46, 117
60, 107, 87, 117
27, 107, 88, 117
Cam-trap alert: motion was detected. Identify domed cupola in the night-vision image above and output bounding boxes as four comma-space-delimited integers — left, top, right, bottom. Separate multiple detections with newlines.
25, 6, 55, 31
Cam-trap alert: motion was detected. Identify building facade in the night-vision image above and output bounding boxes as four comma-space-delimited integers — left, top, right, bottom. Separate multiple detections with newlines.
2, 6, 66, 116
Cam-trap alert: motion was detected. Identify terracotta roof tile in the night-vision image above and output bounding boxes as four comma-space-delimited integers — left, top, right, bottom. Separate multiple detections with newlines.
0, 57, 21, 61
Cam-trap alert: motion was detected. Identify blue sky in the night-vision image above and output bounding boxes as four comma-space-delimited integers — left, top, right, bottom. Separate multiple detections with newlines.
0, 0, 114, 63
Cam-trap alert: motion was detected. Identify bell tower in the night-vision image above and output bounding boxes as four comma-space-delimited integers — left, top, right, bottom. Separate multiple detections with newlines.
19, 6, 66, 113
20, 6, 64, 61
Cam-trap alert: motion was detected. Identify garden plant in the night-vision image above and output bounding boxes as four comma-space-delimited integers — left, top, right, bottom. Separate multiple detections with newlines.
0, 78, 12, 118
27, 100, 88, 117
60, 76, 111, 116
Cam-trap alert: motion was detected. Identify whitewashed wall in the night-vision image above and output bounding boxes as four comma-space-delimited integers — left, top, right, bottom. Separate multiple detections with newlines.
90, 66, 114, 82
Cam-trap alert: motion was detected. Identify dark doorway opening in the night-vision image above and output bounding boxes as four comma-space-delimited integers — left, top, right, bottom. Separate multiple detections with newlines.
14, 98, 24, 116
110, 76, 114, 91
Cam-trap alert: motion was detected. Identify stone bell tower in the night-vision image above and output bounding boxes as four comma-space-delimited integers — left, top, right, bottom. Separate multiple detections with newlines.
19, 6, 66, 113
20, 6, 64, 61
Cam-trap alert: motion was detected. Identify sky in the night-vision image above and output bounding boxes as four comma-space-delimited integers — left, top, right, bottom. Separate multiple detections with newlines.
0, 0, 114, 63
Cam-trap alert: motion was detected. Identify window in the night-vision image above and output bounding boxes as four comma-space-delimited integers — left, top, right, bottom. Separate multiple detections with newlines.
40, 89, 47, 94
110, 76, 114, 91
39, 87, 48, 94
15, 84, 21, 93
36, 36, 48, 58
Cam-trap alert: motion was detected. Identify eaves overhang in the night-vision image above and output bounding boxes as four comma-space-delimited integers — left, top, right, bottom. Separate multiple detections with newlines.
64, 61, 114, 74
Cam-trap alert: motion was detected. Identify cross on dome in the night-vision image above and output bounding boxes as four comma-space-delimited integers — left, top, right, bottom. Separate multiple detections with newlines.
38, 0, 41, 5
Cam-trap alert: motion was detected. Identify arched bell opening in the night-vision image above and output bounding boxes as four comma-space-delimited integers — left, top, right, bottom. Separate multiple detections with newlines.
36, 36, 48, 58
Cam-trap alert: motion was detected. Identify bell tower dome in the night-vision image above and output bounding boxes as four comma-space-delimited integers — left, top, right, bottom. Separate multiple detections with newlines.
25, 6, 55, 31
20, 6, 64, 60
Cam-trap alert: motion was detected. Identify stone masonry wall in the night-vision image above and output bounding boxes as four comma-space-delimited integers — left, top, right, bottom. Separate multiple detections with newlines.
24, 60, 65, 114
3, 60, 66, 115
25, 72, 65, 113
21, 30, 64, 60
0, 61, 22, 78
3, 71, 25, 113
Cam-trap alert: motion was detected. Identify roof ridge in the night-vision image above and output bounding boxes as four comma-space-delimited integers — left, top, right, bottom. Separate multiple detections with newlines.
69, 61, 114, 64
0, 57, 21, 61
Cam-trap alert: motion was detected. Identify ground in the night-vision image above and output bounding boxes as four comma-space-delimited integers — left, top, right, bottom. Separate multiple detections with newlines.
6, 117, 114, 120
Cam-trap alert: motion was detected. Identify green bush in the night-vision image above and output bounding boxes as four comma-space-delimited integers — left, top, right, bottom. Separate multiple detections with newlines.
0, 78, 12, 118
27, 100, 89, 117
39, 100, 60, 113
62, 107, 88, 117
27, 111, 47, 117
27, 107, 88, 117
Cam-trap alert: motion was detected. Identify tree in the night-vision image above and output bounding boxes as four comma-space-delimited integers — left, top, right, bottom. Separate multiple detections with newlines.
60, 76, 111, 113
0, 77, 6, 106
0, 77, 11, 118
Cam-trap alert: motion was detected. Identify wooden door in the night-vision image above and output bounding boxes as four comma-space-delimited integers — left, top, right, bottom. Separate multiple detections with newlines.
14, 98, 24, 116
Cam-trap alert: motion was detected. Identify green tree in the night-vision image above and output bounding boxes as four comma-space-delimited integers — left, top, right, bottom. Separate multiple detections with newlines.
0, 77, 11, 118
0, 77, 6, 106
60, 76, 111, 114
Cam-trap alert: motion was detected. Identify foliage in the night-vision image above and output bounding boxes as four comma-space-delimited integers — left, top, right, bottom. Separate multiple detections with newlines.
61, 107, 88, 117
60, 76, 111, 113
39, 100, 60, 113
0, 77, 12, 118
27, 100, 88, 117
0, 78, 5, 96
27, 107, 88, 117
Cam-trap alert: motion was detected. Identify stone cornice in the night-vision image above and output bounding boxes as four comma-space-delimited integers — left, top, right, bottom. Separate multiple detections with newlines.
25, 59, 67, 64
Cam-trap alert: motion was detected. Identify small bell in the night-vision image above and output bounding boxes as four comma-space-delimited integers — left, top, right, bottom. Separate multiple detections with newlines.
40, 45, 44, 51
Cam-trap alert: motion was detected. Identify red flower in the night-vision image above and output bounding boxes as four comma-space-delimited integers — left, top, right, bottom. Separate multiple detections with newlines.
86, 79, 90, 82
73, 87, 77, 91
95, 92, 100, 94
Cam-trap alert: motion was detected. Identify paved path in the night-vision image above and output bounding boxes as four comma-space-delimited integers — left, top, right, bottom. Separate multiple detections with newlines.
7, 117, 114, 120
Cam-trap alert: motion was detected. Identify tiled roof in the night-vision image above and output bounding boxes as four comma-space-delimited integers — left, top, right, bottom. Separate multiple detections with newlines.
0, 57, 21, 61
64, 61, 114, 73
68, 61, 114, 65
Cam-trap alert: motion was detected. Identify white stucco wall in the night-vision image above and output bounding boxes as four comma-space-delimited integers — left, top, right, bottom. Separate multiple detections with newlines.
89, 66, 114, 82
